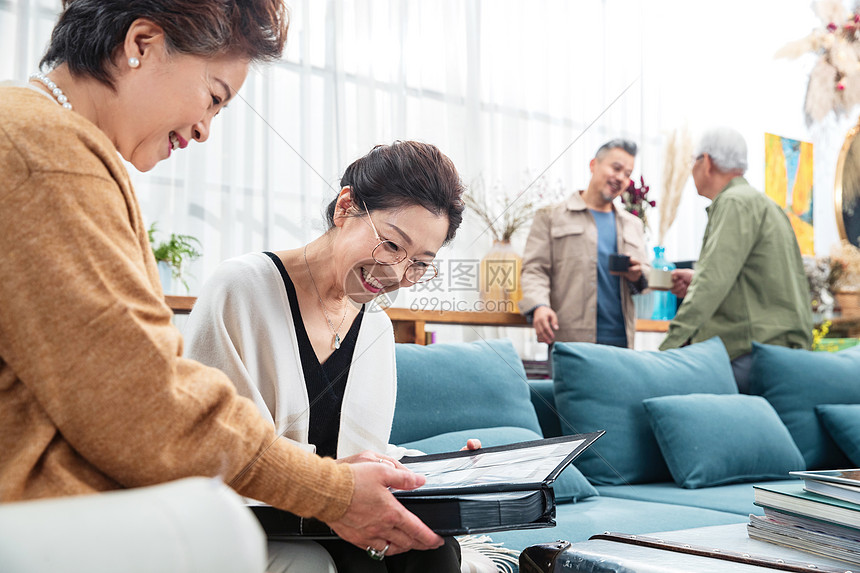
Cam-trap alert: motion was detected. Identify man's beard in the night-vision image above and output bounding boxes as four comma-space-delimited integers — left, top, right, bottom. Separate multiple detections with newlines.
599, 189, 617, 203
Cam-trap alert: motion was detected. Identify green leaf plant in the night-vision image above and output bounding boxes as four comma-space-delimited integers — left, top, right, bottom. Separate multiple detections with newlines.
147, 222, 202, 293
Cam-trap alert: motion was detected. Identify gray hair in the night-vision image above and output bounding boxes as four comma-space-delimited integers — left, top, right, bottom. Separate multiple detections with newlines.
695, 128, 748, 173
595, 138, 638, 159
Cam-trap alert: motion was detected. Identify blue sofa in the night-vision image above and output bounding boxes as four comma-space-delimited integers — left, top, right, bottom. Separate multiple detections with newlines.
389, 337, 860, 560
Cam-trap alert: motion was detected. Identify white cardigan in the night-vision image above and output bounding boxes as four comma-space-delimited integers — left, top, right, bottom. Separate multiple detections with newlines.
184, 252, 410, 459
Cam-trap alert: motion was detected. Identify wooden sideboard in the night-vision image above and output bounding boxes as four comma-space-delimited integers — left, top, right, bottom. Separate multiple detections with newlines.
825, 315, 860, 338
166, 296, 670, 344
165, 295, 196, 315
385, 306, 669, 344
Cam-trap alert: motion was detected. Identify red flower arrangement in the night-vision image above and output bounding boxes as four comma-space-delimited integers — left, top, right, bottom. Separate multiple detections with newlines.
622, 175, 656, 230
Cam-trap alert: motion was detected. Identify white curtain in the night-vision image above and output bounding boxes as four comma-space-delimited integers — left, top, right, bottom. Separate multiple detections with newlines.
3, 0, 842, 351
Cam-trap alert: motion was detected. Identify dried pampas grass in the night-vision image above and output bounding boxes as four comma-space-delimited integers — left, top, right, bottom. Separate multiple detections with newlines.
775, 35, 819, 59
777, 0, 860, 126
658, 126, 693, 245
806, 59, 840, 123
813, 0, 848, 27
843, 71, 860, 109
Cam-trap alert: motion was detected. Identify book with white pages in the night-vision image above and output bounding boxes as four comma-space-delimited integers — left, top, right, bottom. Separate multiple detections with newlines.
753, 483, 860, 530
747, 512, 860, 567
789, 469, 860, 505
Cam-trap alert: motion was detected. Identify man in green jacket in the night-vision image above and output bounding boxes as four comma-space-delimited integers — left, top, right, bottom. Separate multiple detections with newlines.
659, 127, 813, 391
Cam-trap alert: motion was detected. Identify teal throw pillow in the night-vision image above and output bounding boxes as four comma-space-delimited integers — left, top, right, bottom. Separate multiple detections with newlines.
391, 339, 542, 444
642, 394, 805, 489
748, 343, 860, 469
816, 404, 860, 466
552, 337, 737, 485
398, 427, 599, 503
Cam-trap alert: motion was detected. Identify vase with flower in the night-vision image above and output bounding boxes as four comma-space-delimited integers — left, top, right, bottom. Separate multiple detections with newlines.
621, 175, 671, 318
464, 176, 565, 307
649, 246, 677, 320
632, 127, 693, 321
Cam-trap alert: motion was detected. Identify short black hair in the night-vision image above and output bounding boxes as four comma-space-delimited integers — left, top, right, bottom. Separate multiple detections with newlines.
325, 141, 465, 244
40, 0, 289, 88
595, 138, 638, 159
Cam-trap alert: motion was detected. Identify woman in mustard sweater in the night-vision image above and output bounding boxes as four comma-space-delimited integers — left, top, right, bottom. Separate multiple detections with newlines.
0, 1, 443, 571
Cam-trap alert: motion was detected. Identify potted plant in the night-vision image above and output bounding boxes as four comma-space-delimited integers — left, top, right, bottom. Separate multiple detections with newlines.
147, 223, 202, 294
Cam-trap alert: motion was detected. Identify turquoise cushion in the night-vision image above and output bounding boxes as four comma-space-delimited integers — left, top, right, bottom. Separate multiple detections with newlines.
642, 394, 805, 489
816, 404, 860, 466
399, 427, 599, 503
391, 339, 542, 444
552, 338, 737, 485
748, 343, 860, 469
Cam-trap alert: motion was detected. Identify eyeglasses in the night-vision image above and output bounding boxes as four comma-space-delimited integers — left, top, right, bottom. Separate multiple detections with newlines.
363, 206, 439, 284
691, 154, 705, 167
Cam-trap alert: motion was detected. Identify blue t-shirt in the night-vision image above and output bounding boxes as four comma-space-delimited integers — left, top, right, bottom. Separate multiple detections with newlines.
590, 210, 626, 347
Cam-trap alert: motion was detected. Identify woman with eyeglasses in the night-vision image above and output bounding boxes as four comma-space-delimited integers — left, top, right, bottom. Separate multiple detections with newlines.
184, 141, 478, 572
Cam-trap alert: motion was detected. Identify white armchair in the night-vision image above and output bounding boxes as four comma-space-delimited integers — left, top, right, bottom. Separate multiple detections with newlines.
0, 477, 266, 573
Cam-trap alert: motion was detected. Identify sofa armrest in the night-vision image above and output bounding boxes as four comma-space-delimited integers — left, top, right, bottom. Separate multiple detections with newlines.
0, 478, 266, 573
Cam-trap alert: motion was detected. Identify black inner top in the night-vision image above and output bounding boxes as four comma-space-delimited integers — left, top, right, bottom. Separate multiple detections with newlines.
264, 251, 365, 458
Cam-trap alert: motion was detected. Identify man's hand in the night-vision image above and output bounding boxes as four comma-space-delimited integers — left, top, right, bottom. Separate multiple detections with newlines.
610, 257, 643, 283
327, 462, 443, 557
533, 305, 559, 344
670, 268, 695, 298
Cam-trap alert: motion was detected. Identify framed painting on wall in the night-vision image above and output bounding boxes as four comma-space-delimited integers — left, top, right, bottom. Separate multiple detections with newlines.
765, 133, 814, 255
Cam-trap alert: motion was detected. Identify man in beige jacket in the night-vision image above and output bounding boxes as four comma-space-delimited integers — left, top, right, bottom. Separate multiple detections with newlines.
520, 139, 649, 348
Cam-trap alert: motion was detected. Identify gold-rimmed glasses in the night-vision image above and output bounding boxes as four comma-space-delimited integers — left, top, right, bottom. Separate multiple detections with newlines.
363, 206, 439, 284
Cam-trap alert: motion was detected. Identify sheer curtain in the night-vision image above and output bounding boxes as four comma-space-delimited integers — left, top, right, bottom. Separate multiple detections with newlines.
2, 0, 833, 351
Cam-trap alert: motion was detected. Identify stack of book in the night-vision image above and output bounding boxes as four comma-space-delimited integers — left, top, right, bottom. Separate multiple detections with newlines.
749, 469, 860, 566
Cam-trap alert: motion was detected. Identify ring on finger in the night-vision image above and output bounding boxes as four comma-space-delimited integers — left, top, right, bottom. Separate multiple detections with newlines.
366, 543, 390, 561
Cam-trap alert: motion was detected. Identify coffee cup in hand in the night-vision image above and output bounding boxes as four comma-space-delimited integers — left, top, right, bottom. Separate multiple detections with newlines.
649, 268, 674, 290
608, 253, 631, 273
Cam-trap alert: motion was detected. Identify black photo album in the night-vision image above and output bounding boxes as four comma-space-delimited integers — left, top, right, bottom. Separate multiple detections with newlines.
252, 431, 604, 537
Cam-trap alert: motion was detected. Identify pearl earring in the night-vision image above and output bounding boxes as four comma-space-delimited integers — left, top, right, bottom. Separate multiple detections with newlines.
128, 57, 140, 69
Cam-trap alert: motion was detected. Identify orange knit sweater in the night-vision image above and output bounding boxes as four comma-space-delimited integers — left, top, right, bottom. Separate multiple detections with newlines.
0, 85, 353, 522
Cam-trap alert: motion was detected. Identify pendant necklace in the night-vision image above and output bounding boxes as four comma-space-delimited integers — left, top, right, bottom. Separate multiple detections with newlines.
303, 245, 348, 350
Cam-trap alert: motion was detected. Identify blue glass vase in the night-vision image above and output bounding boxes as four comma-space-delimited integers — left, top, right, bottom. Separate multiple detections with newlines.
651, 246, 677, 320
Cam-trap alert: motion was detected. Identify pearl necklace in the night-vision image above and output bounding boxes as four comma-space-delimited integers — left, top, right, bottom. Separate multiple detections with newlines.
303, 245, 348, 350
29, 71, 72, 110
